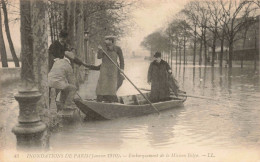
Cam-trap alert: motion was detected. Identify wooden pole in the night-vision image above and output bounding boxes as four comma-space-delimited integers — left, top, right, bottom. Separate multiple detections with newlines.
139, 88, 217, 101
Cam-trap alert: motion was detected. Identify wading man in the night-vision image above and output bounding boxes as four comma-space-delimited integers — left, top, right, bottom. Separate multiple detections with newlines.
148, 52, 172, 102
96, 36, 124, 102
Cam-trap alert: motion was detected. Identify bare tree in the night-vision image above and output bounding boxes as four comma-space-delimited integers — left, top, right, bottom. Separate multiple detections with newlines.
220, 0, 257, 67
206, 0, 225, 67
181, 1, 200, 66
1, 0, 19, 67
0, 5, 8, 67
166, 19, 184, 65
182, 1, 210, 66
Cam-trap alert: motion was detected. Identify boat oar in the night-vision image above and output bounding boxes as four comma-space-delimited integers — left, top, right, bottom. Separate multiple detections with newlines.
139, 88, 217, 101
99, 47, 160, 115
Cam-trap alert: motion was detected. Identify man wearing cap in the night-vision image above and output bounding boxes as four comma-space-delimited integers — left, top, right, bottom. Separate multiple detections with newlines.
96, 35, 124, 102
48, 51, 77, 110
148, 52, 171, 102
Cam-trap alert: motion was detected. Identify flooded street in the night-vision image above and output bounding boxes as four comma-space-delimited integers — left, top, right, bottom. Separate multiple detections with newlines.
49, 58, 260, 153
1, 58, 260, 161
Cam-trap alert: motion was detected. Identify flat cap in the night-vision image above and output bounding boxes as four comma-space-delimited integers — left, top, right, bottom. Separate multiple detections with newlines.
105, 35, 116, 40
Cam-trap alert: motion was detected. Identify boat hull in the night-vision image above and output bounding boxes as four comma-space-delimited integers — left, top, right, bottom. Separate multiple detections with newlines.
74, 97, 186, 120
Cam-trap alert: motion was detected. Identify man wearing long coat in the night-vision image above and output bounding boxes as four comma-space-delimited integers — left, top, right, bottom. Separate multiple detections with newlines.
148, 52, 171, 102
96, 36, 124, 102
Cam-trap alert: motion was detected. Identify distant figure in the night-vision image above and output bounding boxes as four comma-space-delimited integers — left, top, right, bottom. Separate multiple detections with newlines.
48, 30, 70, 71
96, 35, 125, 103
148, 52, 172, 102
48, 51, 76, 109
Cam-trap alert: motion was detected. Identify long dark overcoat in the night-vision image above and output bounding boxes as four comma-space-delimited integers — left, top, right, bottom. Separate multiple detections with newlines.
148, 60, 171, 102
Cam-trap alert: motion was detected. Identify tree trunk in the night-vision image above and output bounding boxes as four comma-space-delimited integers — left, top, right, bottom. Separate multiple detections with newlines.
193, 25, 197, 66
170, 37, 172, 68
63, 0, 68, 31
183, 36, 186, 65
20, 0, 34, 81
228, 41, 233, 68
53, 3, 58, 40
48, 3, 54, 43
0, 8, 8, 67
75, 0, 85, 85
254, 28, 257, 71
199, 37, 203, 66
211, 33, 216, 67
2, 0, 20, 67
204, 28, 207, 66
175, 42, 178, 65
241, 29, 248, 68
219, 32, 224, 67
31, 0, 49, 121
65, 0, 76, 49
179, 42, 182, 65
211, 25, 217, 67
228, 27, 234, 68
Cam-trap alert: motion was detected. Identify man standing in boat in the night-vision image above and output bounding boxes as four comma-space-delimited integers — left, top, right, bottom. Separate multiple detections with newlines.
96, 35, 125, 103
148, 52, 172, 102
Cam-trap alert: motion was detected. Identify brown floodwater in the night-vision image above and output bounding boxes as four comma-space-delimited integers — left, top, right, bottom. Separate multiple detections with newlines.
1, 58, 260, 161
51, 58, 260, 153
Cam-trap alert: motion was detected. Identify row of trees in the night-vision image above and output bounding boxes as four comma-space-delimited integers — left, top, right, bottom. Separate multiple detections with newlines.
141, 0, 260, 68
11, 0, 135, 126
0, 0, 135, 67
47, 0, 135, 53
0, 0, 20, 67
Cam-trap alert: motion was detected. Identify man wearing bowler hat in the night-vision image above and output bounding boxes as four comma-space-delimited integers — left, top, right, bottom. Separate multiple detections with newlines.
147, 51, 172, 102
48, 30, 71, 71
96, 35, 125, 102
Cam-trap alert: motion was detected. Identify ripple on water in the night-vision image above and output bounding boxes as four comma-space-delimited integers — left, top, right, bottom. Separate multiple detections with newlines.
48, 63, 260, 151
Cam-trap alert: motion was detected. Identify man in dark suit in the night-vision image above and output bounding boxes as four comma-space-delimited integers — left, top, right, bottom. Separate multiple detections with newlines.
48, 30, 70, 71
148, 52, 172, 102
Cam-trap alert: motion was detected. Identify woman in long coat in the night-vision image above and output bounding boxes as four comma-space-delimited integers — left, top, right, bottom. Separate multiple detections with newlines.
148, 52, 171, 102
96, 36, 124, 102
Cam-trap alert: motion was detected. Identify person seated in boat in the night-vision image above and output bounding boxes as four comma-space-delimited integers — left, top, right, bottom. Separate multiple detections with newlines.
48, 51, 77, 109
147, 52, 172, 103
96, 35, 125, 103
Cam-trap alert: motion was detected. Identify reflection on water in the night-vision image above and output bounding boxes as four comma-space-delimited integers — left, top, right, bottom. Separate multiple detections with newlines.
49, 59, 260, 151
50, 108, 185, 151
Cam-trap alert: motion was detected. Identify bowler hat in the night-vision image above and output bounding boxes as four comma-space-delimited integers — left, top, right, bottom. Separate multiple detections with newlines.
154, 52, 161, 58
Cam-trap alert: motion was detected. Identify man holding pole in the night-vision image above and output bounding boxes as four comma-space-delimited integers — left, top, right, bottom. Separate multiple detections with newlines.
96, 36, 124, 103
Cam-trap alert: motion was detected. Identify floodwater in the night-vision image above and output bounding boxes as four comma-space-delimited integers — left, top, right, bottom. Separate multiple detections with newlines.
51, 58, 260, 154
1, 58, 260, 161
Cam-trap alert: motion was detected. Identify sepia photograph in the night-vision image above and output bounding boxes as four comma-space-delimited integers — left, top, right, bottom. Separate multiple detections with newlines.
0, 0, 260, 161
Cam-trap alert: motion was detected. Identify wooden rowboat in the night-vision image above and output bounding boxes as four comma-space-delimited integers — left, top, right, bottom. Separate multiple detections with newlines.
74, 93, 187, 120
